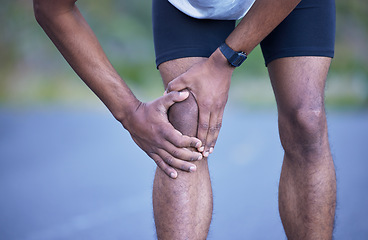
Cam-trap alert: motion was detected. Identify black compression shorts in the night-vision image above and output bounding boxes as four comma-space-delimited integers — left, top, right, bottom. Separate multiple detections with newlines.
152, 0, 335, 67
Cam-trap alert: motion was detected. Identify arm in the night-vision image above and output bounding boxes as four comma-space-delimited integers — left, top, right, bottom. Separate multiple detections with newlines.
33, 0, 202, 178
166, 0, 301, 156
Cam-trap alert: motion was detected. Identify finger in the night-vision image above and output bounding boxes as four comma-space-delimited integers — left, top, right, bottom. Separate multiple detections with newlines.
209, 108, 225, 154
149, 153, 178, 179
160, 91, 189, 110
197, 108, 211, 155
157, 149, 197, 173
162, 140, 203, 161
166, 75, 188, 93
205, 110, 223, 156
163, 126, 202, 150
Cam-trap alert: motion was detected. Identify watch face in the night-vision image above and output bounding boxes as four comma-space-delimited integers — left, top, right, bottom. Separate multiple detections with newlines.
229, 52, 247, 67
219, 43, 247, 67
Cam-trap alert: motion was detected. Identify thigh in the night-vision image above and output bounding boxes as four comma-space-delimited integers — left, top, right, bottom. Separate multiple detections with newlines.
268, 56, 331, 112
159, 57, 205, 87
268, 57, 332, 149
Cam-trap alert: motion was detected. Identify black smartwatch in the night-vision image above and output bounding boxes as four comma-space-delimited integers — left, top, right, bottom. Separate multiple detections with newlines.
219, 42, 247, 67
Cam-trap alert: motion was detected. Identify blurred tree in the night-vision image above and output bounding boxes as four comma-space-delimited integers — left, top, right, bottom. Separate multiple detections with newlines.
0, 0, 367, 106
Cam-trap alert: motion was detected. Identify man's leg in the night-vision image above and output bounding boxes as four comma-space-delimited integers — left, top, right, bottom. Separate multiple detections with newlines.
268, 56, 336, 239
153, 57, 213, 240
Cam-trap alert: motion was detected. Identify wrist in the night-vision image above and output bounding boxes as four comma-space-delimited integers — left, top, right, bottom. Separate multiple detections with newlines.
209, 48, 236, 73
113, 96, 141, 126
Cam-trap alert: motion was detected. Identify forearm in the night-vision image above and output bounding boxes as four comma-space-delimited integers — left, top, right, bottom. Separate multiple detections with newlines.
34, 0, 138, 122
226, 0, 301, 54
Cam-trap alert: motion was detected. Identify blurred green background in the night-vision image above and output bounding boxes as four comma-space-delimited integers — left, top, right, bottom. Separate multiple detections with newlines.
1, 0, 367, 109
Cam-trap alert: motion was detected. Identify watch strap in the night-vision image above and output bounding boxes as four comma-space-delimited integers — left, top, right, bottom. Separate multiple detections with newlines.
219, 43, 247, 67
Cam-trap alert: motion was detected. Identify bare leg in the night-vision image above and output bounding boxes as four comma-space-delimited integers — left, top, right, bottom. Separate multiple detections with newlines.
153, 58, 213, 240
268, 57, 336, 240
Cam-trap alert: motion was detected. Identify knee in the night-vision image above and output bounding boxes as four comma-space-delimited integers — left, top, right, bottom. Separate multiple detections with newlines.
278, 105, 328, 154
168, 91, 198, 137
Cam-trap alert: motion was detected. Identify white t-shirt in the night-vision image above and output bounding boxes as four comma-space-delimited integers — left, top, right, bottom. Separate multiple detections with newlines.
168, 0, 256, 20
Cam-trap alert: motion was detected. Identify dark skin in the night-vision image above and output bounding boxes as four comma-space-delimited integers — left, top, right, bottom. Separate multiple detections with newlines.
33, 0, 301, 176
34, 0, 336, 239
155, 0, 335, 238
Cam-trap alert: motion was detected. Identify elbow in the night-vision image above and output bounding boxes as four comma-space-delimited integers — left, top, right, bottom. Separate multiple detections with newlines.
33, 0, 48, 25
33, 0, 75, 25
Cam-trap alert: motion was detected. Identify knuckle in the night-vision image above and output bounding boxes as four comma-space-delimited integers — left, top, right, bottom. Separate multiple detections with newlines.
164, 156, 174, 165
209, 126, 217, 134
159, 127, 170, 139
201, 100, 212, 108
166, 132, 181, 145
155, 159, 164, 167
171, 138, 182, 147
208, 122, 222, 134
215, 121, 222, 130
199, 122, 209, 130
151, 135, 161, 146
171, 149, 179, 158
179, 76, 187, 84
215, 101, 224, 109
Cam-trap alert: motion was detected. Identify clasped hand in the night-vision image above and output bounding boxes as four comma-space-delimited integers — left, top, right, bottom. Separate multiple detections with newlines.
122, 91, 203, 179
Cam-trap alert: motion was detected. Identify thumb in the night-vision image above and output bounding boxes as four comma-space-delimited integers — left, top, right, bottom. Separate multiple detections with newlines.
160, 91, 189, 110
166, 75, 188, 93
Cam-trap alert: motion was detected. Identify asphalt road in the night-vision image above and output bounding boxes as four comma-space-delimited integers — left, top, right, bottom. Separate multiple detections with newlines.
0, 106, 367, 239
